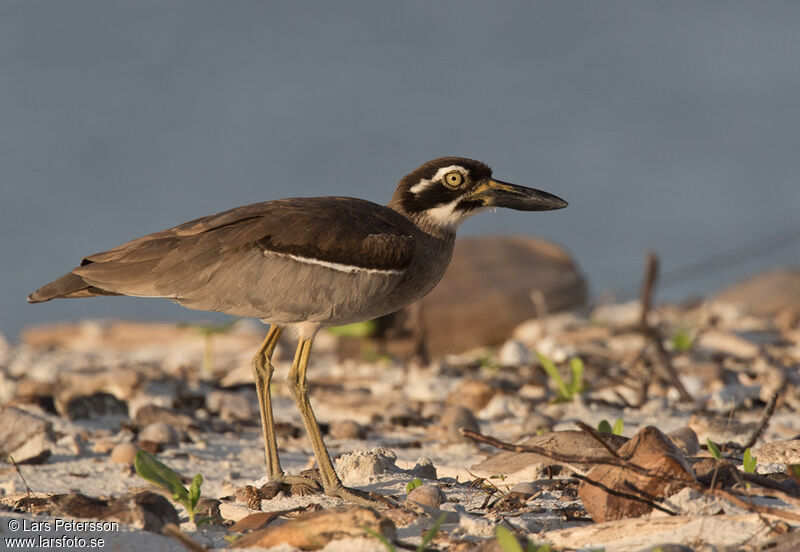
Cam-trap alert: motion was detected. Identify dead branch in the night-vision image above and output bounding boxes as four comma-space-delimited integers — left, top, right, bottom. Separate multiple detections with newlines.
742, 392, 779, 450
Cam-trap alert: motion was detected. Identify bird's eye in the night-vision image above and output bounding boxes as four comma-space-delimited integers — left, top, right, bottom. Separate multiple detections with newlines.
443, 171, 464, 188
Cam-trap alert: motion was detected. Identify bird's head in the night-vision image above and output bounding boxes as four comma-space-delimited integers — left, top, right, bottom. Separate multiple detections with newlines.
389, 157, 568, 232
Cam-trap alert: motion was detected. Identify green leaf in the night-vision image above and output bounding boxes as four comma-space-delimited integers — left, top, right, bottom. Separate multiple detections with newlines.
134, 450, 188, 503
612, 418, 624, 436
568, 357, 584, 395
536, 352, 569, 401
597, 420, 613, 434
189, 473, 203, 511
405, 478, 423, 493
364, 525, 396, 552
327, 320, 379, 338
671, 329, 693, 352
417, 513, 447, 551
743, 449, 757, 473
706, 439, 722, 460
496, 525, 524, 552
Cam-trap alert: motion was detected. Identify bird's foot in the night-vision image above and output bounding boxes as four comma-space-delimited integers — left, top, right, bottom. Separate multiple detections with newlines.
267, 473, 323, 497
325, 483, 397, 507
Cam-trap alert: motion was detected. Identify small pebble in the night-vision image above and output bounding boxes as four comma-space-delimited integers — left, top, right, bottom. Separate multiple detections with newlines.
110, 442, 138, 464
406, 484, 444, 508
439, 405, 479, 443
510, 481, 540, 497
410, 457, 437, 480
667, 426, 700, 455
328, 420, 365, 440
138, 422, 179, 446
498, 339, 531, 366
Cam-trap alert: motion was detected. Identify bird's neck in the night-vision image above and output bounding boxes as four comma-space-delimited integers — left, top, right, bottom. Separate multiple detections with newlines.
387, 199, 457, 242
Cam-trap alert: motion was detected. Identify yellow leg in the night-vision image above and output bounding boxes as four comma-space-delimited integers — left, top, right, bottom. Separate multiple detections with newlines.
286, 336, 380, 505
251, 326, 320, 491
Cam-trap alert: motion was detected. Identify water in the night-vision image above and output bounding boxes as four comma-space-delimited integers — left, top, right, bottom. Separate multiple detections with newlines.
3, 2, 800, 341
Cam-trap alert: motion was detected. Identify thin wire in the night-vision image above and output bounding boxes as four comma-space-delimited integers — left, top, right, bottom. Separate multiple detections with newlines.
614, 222, 800, 299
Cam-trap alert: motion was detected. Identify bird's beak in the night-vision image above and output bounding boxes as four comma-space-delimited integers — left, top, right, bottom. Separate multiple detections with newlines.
469, 179, 568, 211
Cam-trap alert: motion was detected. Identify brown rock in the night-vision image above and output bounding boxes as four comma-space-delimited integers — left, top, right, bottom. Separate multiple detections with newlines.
110, 442, 138, 464
134, 404, 198, 432
105, 491, 180, 532
233, 505, 396, 549
381, 236, 588, 355
328, 420, 366, 440
439, 405, 480, 443
138, 422, 179, 447
406, 485, 444, 508
446, 380, 496, 412
667, 426, 700, 456
578, 426, 695, 522
0, 406, 54, 464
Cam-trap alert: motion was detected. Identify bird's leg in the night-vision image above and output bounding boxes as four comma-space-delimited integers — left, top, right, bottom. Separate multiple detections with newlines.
287, 337, 381, 505
251, 326, 320, 491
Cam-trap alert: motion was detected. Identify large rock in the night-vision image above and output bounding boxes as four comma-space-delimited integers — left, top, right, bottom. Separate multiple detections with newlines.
713, 267, 800, 317
0, 406, 55, 464
381, 236, 587, 355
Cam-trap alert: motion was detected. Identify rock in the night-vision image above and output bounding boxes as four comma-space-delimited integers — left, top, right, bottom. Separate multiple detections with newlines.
58, 392, 129, 420
54, 369, 139, 419
234, 505, 396, 549
133, 404, 198, 432
713, 268, 800, 317
336, 448, 398, 485
206, 390, 253, 422
379, 236, 588, 355
385, 402, 423, 426
138, 422, 179, 447
406, 485, 444, 508
498, 339, 531, 366
110, 442, 138, 464
0, 406, 54, 464
667, 426, 700, 456
446, 380, 496, 412
472, 430, 628, 478
410, 457, 437, 480
105, 491, 180, 532
521, 412, 554, 435
328, 420, 366, 440
578, 426, 695, 522
510, 481, 540, 497
438, 405, 480, 443
751, 439, 800, 464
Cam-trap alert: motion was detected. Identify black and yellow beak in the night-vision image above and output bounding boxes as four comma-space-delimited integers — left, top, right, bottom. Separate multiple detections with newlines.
469, 179, 568, 211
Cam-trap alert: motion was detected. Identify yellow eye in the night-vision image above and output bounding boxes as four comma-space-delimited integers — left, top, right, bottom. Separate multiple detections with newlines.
443, 171, 464, 188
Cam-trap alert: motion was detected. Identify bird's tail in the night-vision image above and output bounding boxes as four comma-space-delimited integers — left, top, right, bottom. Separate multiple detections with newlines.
27, 272, 120, 303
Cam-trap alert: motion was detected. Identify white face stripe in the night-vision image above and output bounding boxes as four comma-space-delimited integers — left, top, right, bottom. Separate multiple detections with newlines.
423, 197, 486, 229
409, 165, 467, 194
265, 250, 405, 275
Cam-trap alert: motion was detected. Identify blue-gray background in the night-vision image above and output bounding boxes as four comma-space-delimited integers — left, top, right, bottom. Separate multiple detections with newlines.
3, 2, 800, 341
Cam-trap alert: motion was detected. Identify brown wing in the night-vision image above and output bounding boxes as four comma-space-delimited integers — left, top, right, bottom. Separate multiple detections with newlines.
53, 197, 415, 300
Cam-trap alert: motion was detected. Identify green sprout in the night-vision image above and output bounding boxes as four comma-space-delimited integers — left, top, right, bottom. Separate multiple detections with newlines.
326, 320, 379, 338
182, 319, 239, 377
406, 478, 423, 493
536, 353, 586, 402
742, 448, 757, 474
134, 450, 205, 523
706, 439, 722, 460
670, 329, 693, 352
365, 513, 447, 552
496, 525, 551, 552
597, 418, 624, 435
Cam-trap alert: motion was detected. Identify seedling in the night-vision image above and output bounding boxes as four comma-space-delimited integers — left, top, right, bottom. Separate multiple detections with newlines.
670, 329, 693, 352
706, 439, 722, 460
327, 320, 379, 338
496, 525, 551, 552
182, 319, 239, 376
597, 418, 624, 436
406, 478, 423, 493
134, 450, 205, 523
365, 513, 447, 552
536, 352, 586, 402
742, 448, 757, 474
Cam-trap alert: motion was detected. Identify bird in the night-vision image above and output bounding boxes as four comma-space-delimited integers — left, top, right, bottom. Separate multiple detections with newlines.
28, 156, 567, 504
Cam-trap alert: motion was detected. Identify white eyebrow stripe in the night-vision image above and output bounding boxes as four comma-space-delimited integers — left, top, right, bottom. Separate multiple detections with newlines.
265, 250, 405, 275
409, 165, 467, 194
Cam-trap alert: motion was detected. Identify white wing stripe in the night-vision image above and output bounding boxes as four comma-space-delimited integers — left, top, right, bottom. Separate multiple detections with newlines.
265, 250, 405, 275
